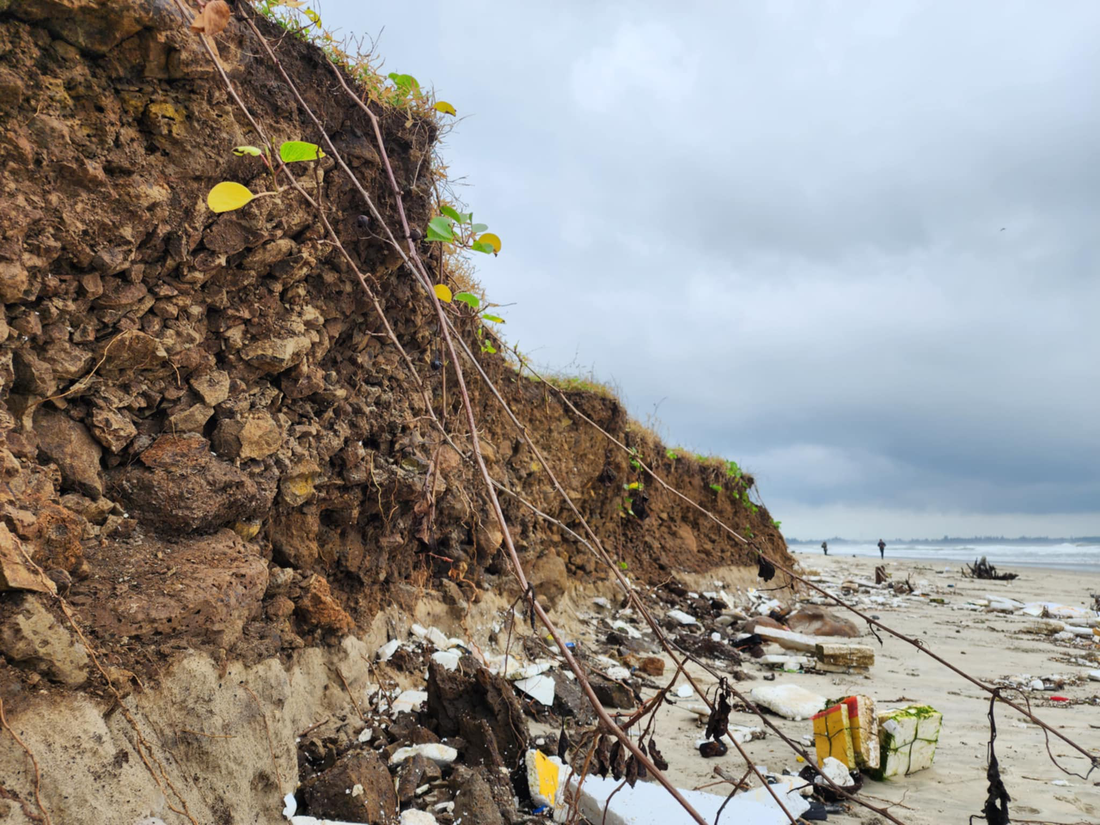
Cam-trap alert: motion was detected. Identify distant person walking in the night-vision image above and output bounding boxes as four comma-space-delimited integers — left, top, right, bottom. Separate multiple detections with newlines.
878, 538, 886, 559
821, 541, 828, 556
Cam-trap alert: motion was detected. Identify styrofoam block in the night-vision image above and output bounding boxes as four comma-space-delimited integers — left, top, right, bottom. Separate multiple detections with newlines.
400, 812, 437, 825
667, 609, 698, 625
390, 689, 427, 715
870, 706, 942, 780
812, 703, 855, 769
377, 639, 400, 661
560, 774, 807, 825
750, 684, 827, 720
840, 695, 880, 771
526, 749, 573, 808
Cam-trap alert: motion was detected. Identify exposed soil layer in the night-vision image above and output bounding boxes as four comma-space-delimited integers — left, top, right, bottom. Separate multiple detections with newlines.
0, 0, 792, 701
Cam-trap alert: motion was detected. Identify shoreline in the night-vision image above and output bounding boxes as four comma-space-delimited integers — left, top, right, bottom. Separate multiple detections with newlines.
789, 548, 1100, 574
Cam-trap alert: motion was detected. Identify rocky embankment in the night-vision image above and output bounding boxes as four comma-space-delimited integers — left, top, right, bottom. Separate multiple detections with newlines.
0, 2, 792, 823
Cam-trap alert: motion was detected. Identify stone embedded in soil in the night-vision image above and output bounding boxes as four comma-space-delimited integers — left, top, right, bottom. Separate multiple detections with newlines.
0, 523, 54, 593
0, 593, 89, 685
300, 749, 398, 824
295, 574, 354, 634
591, 674, 636, 709
108, 434, 272, 534
212, 411, 284, 461
88, 406, 137, 453
33, 408, 103, 497
527, 551, 568, 608
397, 753, 442, 803
73, 529, 267, 648
189, 369, 231, 406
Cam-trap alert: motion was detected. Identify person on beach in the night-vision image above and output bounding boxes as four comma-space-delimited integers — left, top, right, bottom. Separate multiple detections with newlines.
878, 538, 886, 559
821, 540, 828, 555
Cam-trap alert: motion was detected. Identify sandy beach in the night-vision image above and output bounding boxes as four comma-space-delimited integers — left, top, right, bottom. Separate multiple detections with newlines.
547, 554, 1100, 825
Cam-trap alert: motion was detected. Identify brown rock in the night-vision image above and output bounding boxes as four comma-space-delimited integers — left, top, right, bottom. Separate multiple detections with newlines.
279, 460, 318, 506
623, 654, 665, 677
786, 605, 860, 638
189, 369, 230, 406
270, 508, 319, 569
212, 411, 283, 460
89, 406, 137, 453
77, 530, 267, 648
12, 349, 57, 396
396, 753, 442, 804
300, 750, 397, 825
265, 595, 295, 621
0, 260, 29, 302
32, 503, 85, 572
528, 552, 568, 608
426, 657, 528, 769
452, 767, 504, 825
743, 615, 787, 634
0, 594, 88, 686
591, 674, 636, 709
295, 574, 353, 634
34, 408, 103, 497
109, 434, 272, 533
0, 524, 54, 593
167, 403, 214, 433
42, 342, 93, 380
240, 336, 312, 374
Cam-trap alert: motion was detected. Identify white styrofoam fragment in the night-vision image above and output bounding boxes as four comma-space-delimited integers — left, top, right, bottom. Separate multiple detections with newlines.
749, 684, 826, 720
377, 639, 400, 661
515, 673, 556, 706
607, 666, 631, 681
611, 620, 643, 638
390, 689, 428, 715
430, 650, 461, 671
388, 743, 458, 767
667, 609, 698, 626
400, 811, 437, 825
561, 774, 805, 825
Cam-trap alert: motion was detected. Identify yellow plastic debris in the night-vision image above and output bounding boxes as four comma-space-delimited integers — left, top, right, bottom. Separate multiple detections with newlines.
813, 703, 856, 769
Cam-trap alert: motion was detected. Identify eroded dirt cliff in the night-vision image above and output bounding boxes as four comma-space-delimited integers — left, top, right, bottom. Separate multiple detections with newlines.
0, 4, 792, 821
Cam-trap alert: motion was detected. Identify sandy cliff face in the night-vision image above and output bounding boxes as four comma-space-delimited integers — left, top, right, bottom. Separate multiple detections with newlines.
0, 4, 790, 821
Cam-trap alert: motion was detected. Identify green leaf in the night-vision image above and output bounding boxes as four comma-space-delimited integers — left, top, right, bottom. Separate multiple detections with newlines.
481, 341, 497, 354
207, 181, 255, 213
453, 292, 480, 309
457, 210, 473, 224
279, 141, 325, 162
471, 223, 489, 233
470, 241, 495, 255
440, 205, 463, 223
618, 561, 629, 570
482, 314, 505, 323
426, 216, 455, 242
709, 483, 723, 493
433, 100, 457, 116
233, 145, 264, 157
388, 72, 420, 97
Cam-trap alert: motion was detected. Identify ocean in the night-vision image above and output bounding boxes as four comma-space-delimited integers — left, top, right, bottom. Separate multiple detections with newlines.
787, 541, 1100, 572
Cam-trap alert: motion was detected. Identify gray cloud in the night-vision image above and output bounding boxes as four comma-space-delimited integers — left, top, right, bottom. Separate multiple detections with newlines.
326, 0, 1100, 538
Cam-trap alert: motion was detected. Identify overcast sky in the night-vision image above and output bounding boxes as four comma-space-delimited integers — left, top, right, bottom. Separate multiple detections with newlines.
322, 1, 1099, 540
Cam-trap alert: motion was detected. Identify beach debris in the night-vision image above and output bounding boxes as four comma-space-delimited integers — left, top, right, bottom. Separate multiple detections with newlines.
430, 650, 461, 671
389, 743, 458, 767
812, 703, 856, 769
750, 684, 827, 720
840, 695, 880, 771
525, 748, 573, 808
814, 642, 875, 673
667, 609, 698, 626
514, 672, 556, 706
389, 689, 428, 715
399, 811, 437, 825
964, 556, 1019, 580
377, 638, 400, 661
1089, 670, 1100, 682
560, 773, 809, 825
870, 705, 942, 780
298, 750, 398, 824
817, 755, 856, 788
786, 605, 860, 637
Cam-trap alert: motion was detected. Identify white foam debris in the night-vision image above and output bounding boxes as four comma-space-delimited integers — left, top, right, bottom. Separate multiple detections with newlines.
389, 743, 458, 767
675, 684, 694, 699
515, 673, 556, 706
377, 639, 400, 662
561, 774, 806, 825
667, 609, 697, 626
749, 684, 826, 720
610, 620, 643, 638
606, 666, 631, 681
400, 811, 437, 825
430, 650, 461, 671
390, 689, 428, 715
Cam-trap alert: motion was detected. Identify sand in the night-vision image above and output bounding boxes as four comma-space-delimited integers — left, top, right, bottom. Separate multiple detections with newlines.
570, 555, 1100, 825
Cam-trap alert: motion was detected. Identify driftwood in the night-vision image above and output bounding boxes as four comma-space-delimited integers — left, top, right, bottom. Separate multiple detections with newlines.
964, 556, 1018, 581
